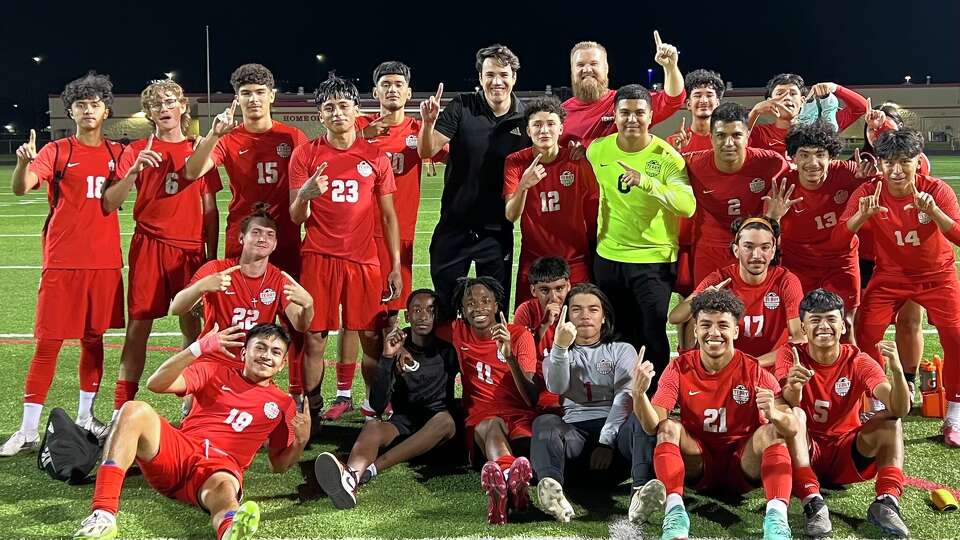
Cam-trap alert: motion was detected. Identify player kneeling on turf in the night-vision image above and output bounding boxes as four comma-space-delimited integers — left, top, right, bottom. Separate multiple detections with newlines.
73, 323, 310, 540
775, 288, 909, 538
633, 289, 797, 540
314, 289, 459, 509
530, 283, 656, 523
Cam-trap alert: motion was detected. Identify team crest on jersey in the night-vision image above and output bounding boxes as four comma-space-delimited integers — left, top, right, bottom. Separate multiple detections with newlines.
833, 190, 849, 204
732, 384, 750, 405
560, 170, 575, 187
749, 178, 766, 193
405, 134, 418, 149
764, 292, 781, 310
276, 143, 292, 158
918, 211, 931, 225
496, 349, 507, 363
834, 376, 852, 397
644, 160, 662, 177
259, 288, 277, 306
595, 358, 614, 376
357, 160, 373, 177
263, 402, 280, 420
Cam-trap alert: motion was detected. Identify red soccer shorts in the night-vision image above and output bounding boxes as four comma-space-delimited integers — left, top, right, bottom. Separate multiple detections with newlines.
136, 418, 244, 508
515, 255, 591, 306
225, 222, 301, 278
857, 276, 960, 329
810, 427, 876, 485
692, 243, 735, 287
790, 257, 861, 310
464, 407, 536, 464
692, 435, 758, 494
128, 233, 205, 320
300, 254, 386, 332
35, 268, 124, 340
375, 236, 414, 312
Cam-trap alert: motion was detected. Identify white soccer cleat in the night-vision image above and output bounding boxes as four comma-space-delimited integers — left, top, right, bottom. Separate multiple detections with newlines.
77, 416, 111, 443
536, 477, 574, 522
0, 430, 40, 457
629, 478, 666, 524
73, 510, 117, 539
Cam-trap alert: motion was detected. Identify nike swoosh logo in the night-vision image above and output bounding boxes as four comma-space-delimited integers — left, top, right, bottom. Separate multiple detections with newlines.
701, 190, 715, 194
224, 291, 236, 295
24, 393, 35, 398
688, 391, 701, 396
221, 385, 233, 392
67, 163, 80, 167
599, 163, 610, 167
238, 149, 249, 155
460, 346, 470, 351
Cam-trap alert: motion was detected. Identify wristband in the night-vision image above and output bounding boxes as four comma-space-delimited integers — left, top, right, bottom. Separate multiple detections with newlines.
188, 341, 202, 358
597, 442, 613, 450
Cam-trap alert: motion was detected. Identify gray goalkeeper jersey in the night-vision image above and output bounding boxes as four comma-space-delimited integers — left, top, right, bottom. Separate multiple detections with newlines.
543, 340, 637, 446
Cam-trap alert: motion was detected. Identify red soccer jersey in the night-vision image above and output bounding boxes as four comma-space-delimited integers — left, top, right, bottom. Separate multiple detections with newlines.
774, 343, 887, 439
29, 136, 125, 270
190, 258, 291, 364
177, 362, 297, 470
513, 298, 562, 410
652, 349, 780, 447
562, 89, 686, 144
686, 148, 790, 247
854, 153, 931, 262
838, 175, 960, 281
436, 320, 537, 416
693, 265, 803, 358
117, 138, 223, 250
748, 124, 789, 156
288, 137, 396, 265
503, 147, 599, 265
667, 129, 713, 154
211, 122, 308, 259
780, 161, 865, 266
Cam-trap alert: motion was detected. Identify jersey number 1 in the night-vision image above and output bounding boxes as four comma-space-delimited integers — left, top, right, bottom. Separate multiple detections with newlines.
703, 407, 727, 433
224, 408, 253, 432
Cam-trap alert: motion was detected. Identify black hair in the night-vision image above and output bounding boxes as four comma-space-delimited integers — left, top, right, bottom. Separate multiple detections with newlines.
613, 84, 652, 108
785, 121, 843, 158
523, 96, 567, 124
764, 73, 806, 99
730, 216, 781, 265
239, 202, 278, 234
373, 61, 411, 85
452, 276, 505, 321
563, 283, 619, 344
860, 103, 905, 155
246, 323, 291, 350
799, 288, 845, 321
709, 101, 749, 130
314, 76, 360, 107
691, 289, 745, 321
406, 288, 440, 310
874, 129, 924, 160
684, 69, 725, 99
527, 256, 571, 285
475, 44, 520, 73
62, 71, 114, 113
230, 64, 275, 93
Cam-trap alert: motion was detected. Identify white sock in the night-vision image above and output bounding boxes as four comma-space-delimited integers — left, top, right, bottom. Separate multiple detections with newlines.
871, 398, 887, 413
362, 399, 373, 412
367, 463, 378, 478
21, 403, 43, 436
766, 498, 788, 515
876, 493, 900, 506
665, 493, 684, 513
335, 389, 352, 399
802, 493, 822, 505
946, 401, 960, 424
78, 391, 97, 420
111, 409, 121, 423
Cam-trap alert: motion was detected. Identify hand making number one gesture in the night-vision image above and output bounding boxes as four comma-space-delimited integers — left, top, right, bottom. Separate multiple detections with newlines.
520, 153, 546, 191
858, 181, 889, 219
298, 162, 329, 202
129, 134, 163, 175
211, 99, 240, 137
653, 30, 678, 68
419, 83, 444, 126
553, 305, 577, 349
16, 129, 37, 164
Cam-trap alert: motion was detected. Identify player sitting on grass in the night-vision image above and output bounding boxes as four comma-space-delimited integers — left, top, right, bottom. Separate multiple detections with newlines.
73, 323, 310, 540
633, 289, 797, 540
314, 289, 459, 509
775, 288, 910, 538
531, 283, 657, 523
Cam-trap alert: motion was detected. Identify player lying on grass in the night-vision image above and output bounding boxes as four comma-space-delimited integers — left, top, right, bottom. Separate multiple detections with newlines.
314, 289, 459, 509
73, 323, 310, 540
530, 283, 657, 523
633, 289, 797, 540
775, 288, 910, 538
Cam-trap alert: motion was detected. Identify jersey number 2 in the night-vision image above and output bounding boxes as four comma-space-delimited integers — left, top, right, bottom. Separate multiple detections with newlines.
231, 308, 261, 330
540, 191, 560, 213
703, 407, 727, 433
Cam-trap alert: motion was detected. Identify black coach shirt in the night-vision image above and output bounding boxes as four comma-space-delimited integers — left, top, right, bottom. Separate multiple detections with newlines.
434, 91, 529, 232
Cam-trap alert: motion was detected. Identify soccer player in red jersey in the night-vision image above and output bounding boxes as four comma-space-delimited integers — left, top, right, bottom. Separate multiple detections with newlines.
633, 289, 796, 540
168, 205, 314, 368
671, 217, 804, 364
563, 33, 685, 145
73, 323, 310, 540
288, 77, 402, 426
3, 73, 126, 456
748, 74, 869, 156
435, 277, 539, 524
105, 79, 223, 418
837, 129, 960, 447
667, 69, 725, 154
504, 96, 598, 306
685, 102, 789, 286
774, 289, 910, 538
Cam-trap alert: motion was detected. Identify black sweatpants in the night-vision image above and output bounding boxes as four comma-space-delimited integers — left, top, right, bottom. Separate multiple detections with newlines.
430, 225, 513, 319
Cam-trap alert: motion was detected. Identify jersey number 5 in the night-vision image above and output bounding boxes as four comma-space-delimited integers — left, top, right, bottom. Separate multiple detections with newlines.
257, 162, 279, 184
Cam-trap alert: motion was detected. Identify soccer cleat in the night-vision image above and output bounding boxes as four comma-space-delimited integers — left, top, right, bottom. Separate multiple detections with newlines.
222, 501, 261, 540
660, 504, 690, 540
943, 422, 960, 447
762, 507, 792, 540
77, 416, 111, 444
480, 461, 508, 525
358, 467, 373, 486
536, 477, 574, 522
867, 497, 909, 538
0, 430, 40, 457
73, 510, 117, 539
314, 452, 357, 509
321, 397, 354, 421
803, 495, 833, 537
630, 478, 666, 524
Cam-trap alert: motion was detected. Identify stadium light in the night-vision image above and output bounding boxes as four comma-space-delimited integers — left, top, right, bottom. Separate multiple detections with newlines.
11, 104, 17, 108
904, 75, 912, 84
316, 54, 326, 62
4, 124, 15, 134
32, 56, 42, 64
164, 71, 176, 80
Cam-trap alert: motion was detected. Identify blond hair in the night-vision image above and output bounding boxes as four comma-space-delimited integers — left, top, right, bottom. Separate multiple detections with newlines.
140, 80, 190, 136
570, 41, 607, 60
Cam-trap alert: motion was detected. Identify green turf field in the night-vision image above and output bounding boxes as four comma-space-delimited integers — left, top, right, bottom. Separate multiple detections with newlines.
1, 157, 959, 539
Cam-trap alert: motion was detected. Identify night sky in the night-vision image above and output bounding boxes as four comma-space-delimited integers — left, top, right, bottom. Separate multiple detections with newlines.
1, 0, 957, 131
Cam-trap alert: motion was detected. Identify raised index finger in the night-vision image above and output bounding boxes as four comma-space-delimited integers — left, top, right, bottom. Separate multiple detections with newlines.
29, 129, 36, 145
280, 270, 299, 286
222, 264, 243, 275
866, 97, 873, 112
717, 277, 732, 289
638, 344, 646, 363
530, 153, 542, 168
653, 30, 663, 48
558, 305, 567, 325
145, 133, 154, 151
435, 82, 444, 102
874, 181, 882, 199
792, 346, 800, 366
616, 160, 636, 173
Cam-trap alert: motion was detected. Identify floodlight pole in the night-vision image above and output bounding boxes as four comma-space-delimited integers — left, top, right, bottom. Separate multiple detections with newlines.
205, 25, 212, 129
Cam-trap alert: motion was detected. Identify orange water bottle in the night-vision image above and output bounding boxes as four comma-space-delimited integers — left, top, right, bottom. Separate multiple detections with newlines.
920, 355, 946, 418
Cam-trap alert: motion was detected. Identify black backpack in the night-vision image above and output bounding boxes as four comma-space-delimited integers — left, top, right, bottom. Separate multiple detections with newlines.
37, 408, 100, 484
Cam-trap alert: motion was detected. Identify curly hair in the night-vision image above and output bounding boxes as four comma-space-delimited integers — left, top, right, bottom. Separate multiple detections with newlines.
61, 71, 114, 113
373, 61, 411, 85
475, 44, 520, 73
730, 216, 781, 265
691, 288, 745, 322
709, 101, 749, 130
684, 69, 725, 99
523, 96, 566, 125
527, 256, 570, 285
563, 283, 619, 344
874, 129, 924, 160
314, 76, 360, 107
239, 202, 277, 234
140, 79, 190, 135
764, 73, 806, 99
452, 277, 505, 322
230, 64, 275, 93
785, 121, 843, 158
799, 288, 845, 321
